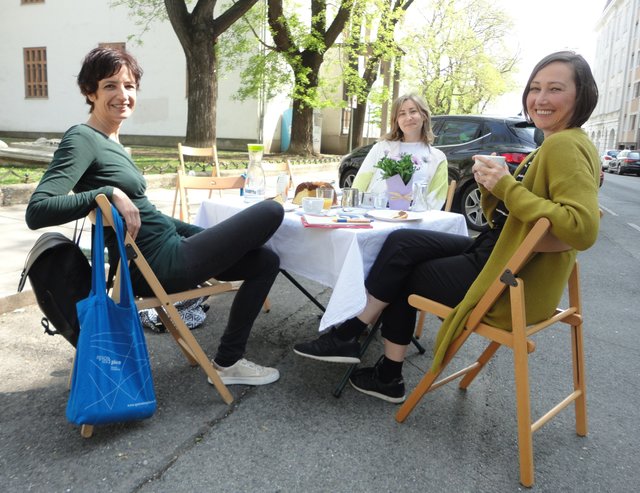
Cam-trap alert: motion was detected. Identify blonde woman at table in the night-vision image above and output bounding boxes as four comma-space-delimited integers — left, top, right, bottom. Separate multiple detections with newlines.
294, 51, 601, 403
26, 47, 284, 386
351, 93, 449, 211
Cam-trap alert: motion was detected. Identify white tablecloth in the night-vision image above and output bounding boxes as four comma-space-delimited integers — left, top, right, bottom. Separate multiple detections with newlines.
194, 197, 468, 331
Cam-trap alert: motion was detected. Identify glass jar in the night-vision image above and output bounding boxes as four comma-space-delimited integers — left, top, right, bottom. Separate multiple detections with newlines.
244, 144, 265, 202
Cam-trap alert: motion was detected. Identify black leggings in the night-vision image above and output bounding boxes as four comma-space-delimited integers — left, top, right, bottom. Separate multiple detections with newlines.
162, 200, 284, 364
365, 228, 498, 346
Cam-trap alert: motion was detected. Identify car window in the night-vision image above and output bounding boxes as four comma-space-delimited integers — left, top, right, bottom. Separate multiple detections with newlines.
511, 126, 541, 146
628, 152, 640, 159
433, 120, 482, 146
607, 150, 619, 157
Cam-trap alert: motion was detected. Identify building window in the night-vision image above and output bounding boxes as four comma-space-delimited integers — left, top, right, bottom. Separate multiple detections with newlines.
23, 47, 48, 98
99, 42, 126, 52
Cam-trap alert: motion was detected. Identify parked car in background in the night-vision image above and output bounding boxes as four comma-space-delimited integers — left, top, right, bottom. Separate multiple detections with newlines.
338, 115, 544, 231
600, 149, 619, 170
608, 149, 640, 175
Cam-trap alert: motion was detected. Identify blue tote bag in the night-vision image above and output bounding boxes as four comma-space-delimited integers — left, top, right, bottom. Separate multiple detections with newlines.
66, 205, 156, 426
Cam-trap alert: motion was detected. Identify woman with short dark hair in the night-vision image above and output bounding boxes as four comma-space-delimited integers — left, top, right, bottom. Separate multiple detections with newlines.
26, 47, 284, 386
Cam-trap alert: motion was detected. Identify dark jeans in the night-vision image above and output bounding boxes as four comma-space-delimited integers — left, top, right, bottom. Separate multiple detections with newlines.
167, 200, 283, 364
365, 227, 499, 346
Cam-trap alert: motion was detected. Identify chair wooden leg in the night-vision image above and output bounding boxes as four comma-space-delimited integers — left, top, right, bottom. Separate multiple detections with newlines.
396, 327, 473, 422
80, 424, 94, 438
568, 323, 587, 436
414, 310, 427, 339
572, 322, 588, 437
511, 281, 534, 487
163, 303, 233, 405
568, 264, 588, 437
396, 369, 440, 423
458, 341, 501, 389
172, 186, 179, 218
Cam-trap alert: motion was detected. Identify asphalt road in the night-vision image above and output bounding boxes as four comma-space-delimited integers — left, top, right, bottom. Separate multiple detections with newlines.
1, 176, 639, 492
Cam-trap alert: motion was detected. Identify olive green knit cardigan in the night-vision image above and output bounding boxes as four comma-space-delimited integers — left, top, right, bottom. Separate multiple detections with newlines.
431, 128, 601, 372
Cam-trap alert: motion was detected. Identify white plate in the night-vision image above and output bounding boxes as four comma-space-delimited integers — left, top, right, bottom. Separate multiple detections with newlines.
282, 202, 299, 212
366, 209, 423, 222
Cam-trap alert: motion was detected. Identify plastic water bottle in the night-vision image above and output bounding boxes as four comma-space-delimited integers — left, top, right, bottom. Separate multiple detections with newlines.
244, 144, 265, 202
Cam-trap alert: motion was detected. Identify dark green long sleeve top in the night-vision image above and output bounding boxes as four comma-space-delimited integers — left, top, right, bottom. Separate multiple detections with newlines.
25, 124, 202, 284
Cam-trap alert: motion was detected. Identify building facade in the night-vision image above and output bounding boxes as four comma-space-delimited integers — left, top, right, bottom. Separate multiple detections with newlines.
0, 0, 298, 152
586, 0, 640, 152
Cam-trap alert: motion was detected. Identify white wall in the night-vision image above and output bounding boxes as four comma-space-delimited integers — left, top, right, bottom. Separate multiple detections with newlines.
0, 0, 291, 148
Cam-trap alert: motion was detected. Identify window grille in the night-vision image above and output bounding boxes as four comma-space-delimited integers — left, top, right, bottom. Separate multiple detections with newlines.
23, 47, 48, 98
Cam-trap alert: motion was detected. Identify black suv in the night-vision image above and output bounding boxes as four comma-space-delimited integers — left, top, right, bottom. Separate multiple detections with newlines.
338, 115, 543, 231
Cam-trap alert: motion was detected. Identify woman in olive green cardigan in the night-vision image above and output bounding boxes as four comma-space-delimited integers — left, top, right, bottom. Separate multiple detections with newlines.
293, 51, 601, 403
432, 53, 601, 371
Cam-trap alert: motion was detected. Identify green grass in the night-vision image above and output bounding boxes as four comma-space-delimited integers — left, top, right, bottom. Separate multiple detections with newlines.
0, 167, 46, 185
0, 141, 340, 185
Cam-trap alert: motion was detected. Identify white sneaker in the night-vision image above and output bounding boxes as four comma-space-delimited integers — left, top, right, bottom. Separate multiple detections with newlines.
207, 358, 280, 386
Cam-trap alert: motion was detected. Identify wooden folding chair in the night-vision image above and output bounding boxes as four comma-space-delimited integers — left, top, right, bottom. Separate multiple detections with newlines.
172, 143, 220, 220
261, 160, 296, 194
176, 173, 245, 223
79, 194, 235, 438
395, 217, 588, 487
443, 179, 456, 213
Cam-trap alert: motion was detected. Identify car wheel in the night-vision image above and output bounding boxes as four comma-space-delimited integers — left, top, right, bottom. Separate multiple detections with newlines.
339, 166, 359, 188
461, 183, 489, 232
616, 167, 622, 175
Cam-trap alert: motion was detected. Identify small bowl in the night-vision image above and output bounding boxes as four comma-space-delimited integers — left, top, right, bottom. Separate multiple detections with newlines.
302, 197, 325, 214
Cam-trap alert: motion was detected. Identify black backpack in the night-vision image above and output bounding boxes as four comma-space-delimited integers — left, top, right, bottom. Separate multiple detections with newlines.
18, 231, 92, 347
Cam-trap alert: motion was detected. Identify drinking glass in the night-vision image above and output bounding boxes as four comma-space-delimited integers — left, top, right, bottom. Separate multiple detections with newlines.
373, 192, 388, 209
411, 182, 429, 212
341, 188, 360, 210
316, 187, 334, 210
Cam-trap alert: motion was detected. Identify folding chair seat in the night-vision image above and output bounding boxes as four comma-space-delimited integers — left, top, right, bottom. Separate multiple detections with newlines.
79, 194, 235, 438
395, 217, 588, 487
172, 143, 220, 221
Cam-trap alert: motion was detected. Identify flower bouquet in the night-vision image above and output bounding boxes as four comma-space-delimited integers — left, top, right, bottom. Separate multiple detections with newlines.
375, 152, 421, 210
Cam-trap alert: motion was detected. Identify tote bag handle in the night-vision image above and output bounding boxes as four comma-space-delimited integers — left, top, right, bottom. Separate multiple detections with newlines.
92, 205, 135, 309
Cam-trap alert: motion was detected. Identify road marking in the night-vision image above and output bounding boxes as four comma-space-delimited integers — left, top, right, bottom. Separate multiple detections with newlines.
599, 204, 618, 216
628, 223, 640, 233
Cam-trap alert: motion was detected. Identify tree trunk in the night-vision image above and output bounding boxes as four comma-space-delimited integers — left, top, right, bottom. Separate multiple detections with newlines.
288, 53, 322, 155
185, 46, 217, 148
351, 103, 367, 149
163, 0, 259, 150
289, 100, 314, 154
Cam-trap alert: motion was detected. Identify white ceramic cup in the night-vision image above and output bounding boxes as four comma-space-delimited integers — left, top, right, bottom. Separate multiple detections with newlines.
474, 155, 506, 167
302, 197, 325, 214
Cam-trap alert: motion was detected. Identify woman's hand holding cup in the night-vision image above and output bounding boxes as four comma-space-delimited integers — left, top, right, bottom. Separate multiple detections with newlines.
472, 154, 509, 191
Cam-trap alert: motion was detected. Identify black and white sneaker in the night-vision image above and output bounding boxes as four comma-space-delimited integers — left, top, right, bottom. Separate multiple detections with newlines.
349, 357, 405, 403
293, 328, 361, 363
